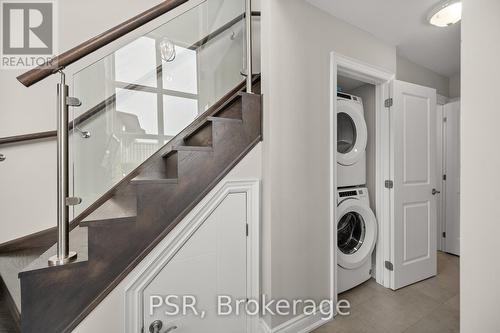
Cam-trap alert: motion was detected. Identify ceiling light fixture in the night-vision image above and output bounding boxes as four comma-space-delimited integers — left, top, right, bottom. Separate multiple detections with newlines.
427, 0, 462, 27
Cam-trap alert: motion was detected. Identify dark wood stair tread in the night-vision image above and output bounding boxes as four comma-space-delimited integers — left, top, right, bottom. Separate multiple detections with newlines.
172, 145, 213, 152
161, 145, 213, 158
80, 216, 136, 227
207, 116, 242, 123
81, 192, 137, 227
130, 177, 178, 185
20, 227, 88, 277
183, 116, 242, 145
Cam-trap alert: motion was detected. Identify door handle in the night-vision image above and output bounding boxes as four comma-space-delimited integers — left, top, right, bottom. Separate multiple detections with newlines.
0, 154, 5, 162
149, 320, 162, 333
149, 320, 178, 333
432, 188, 441, 195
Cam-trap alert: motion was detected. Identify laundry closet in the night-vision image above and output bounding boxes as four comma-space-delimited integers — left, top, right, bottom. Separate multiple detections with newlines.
332, 56, 460, 299
335, 75, 378, 293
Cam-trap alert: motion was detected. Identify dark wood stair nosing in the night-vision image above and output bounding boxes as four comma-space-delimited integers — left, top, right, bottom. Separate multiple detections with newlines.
206, 116, 243, 123
79, 216, 137, 227
130, 177, 178, 185
171, 145, 213, 152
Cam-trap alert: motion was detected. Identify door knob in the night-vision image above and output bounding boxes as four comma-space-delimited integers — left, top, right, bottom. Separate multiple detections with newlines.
149, 320, 162, 333
149, 320, 178, 333
0, 154, 5, 162
432, 188, 441, 195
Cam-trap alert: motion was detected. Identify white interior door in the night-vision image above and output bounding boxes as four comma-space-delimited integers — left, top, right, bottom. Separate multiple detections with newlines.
444, 101, 461, 256
390, 80, 437, 290
143, 193, 247, 332
436, 104, 445, 252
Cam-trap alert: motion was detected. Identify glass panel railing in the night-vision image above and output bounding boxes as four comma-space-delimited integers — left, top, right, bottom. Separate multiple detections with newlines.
70, 0, 246, 217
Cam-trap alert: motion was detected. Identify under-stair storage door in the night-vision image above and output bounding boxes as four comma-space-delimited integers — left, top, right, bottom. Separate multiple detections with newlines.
390, 80, 437, 290
143, 193, 248, 332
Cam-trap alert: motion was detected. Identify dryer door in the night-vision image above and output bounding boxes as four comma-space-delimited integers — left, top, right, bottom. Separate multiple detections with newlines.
337, 199, 377, 269
337, 101, 367, 166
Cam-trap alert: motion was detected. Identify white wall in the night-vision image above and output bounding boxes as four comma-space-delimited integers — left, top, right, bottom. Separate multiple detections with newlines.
396, 55, 450, 97
449, 72, 460, 99
72, 143, 262, 333
261, 0, 395, 327
461, 0, 500, 330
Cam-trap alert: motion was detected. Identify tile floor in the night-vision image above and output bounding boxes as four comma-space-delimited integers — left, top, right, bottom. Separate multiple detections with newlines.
314, 252, 459, 333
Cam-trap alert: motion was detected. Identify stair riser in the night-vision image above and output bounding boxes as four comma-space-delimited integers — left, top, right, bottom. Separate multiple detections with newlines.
184, 121, 213, 147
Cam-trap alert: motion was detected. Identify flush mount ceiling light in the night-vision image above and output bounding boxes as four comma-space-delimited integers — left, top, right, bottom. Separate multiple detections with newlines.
428, 0, 462, 27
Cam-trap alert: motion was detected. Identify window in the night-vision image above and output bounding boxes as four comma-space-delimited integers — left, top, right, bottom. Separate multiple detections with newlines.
113, 36, 200, 145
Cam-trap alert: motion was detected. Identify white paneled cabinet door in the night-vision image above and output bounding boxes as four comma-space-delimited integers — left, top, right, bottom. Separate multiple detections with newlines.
390, 80, 437, 290
143, 193, 248, 332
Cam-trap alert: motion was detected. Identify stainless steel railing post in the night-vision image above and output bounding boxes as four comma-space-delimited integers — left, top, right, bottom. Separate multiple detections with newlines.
245, 0, 253, 93
48, 70, 77, 266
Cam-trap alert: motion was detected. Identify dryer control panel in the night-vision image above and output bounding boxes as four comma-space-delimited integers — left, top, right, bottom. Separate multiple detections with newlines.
337, 187, 369, 204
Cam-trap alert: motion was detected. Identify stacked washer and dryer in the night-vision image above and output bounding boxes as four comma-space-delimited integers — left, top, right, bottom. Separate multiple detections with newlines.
336, 92, 378, 293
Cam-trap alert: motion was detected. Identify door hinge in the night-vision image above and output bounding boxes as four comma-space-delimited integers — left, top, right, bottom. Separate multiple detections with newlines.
385, 261, 394, 271
246, 223, 249, 237
385, 98, 393, 108
443, 174, 447, 181
442, 232, 446, 238
385, 180, 394, 189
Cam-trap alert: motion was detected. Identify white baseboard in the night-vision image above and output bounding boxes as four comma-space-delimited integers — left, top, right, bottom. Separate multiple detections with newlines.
260, 313, 331, 333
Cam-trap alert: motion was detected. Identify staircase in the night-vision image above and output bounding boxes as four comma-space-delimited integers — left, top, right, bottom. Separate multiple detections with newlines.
0, 79, 262, 332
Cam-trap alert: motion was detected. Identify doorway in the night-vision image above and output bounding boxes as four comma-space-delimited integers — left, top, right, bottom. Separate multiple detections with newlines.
437, 101, 461, 256
331, 52, 455, 304
330, 53, 393, 301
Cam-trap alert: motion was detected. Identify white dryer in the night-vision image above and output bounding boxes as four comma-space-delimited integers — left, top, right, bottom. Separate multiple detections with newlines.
337, 93, 367, 187
337, 187, 377, 293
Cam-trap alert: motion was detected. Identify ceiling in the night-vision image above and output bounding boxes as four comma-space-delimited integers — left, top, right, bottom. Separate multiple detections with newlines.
305, 0, 461, 77
338, 75, 369, 91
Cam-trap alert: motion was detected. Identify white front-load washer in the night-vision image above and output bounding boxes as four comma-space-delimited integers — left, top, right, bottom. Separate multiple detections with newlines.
337, 187, 377, 293
337, 92, 367, 187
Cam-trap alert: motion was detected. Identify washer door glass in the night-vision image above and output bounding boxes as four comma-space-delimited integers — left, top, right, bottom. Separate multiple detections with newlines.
338, 211, 366, 255
337, 112, 357, 154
